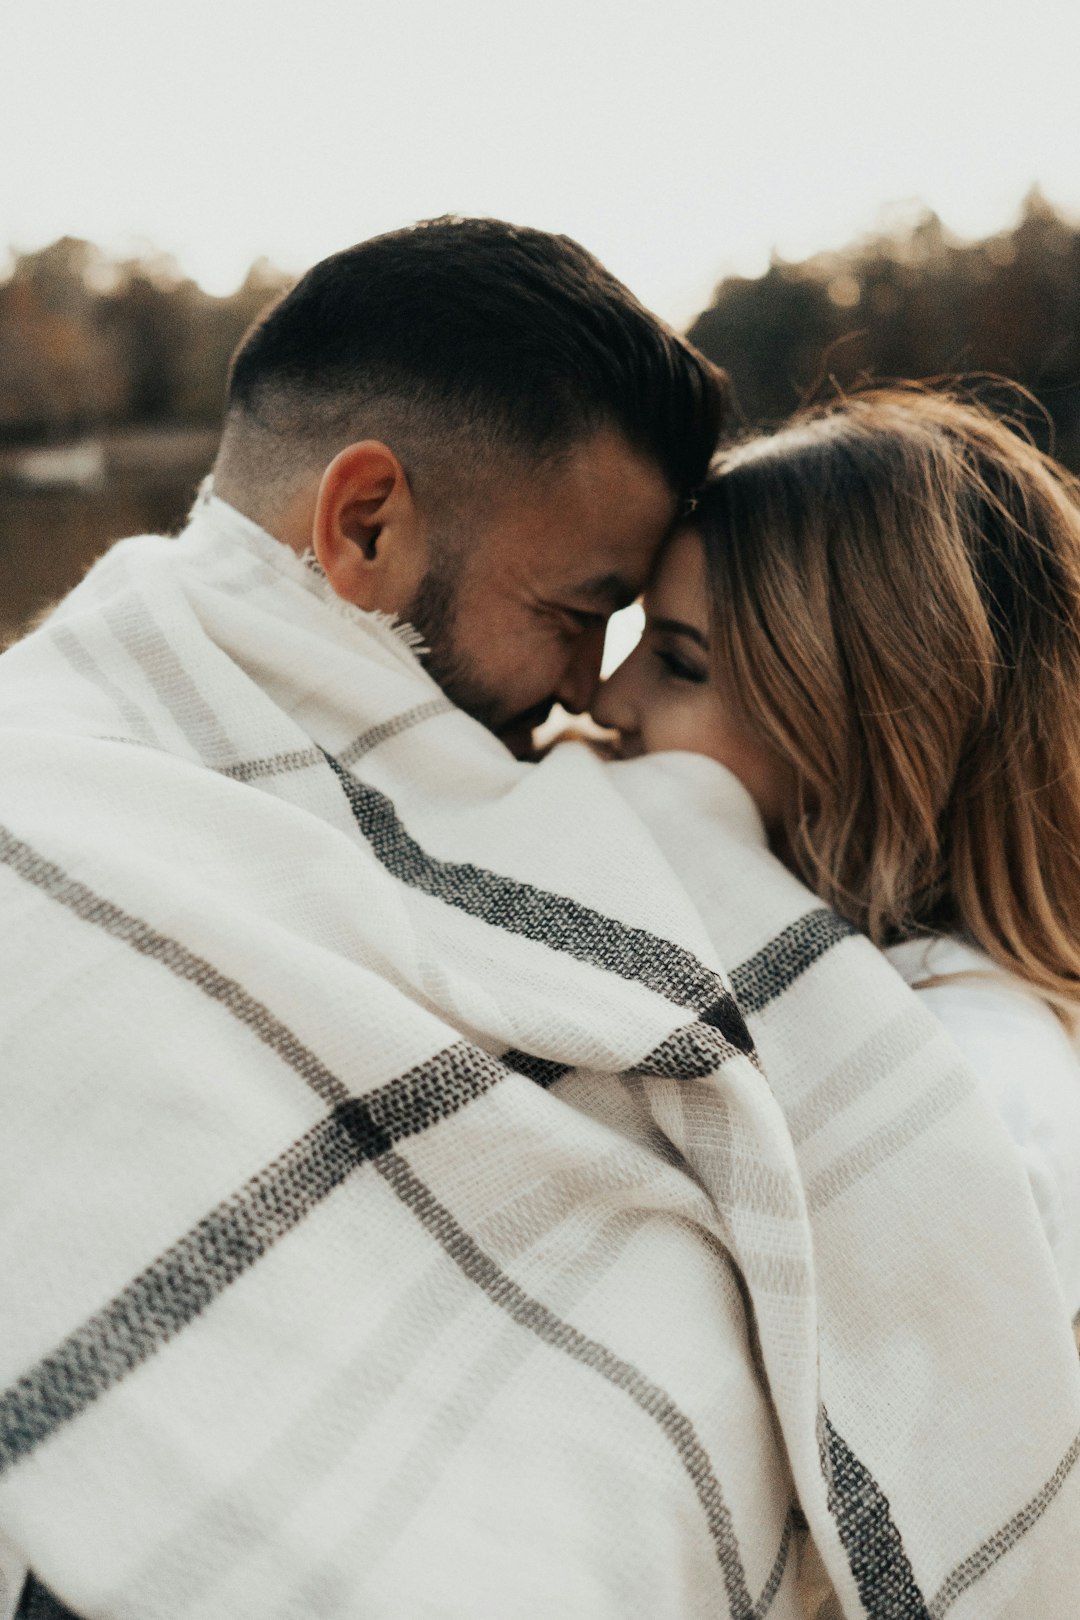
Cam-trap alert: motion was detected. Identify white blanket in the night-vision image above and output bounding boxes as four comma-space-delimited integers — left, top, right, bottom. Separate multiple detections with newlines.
0, 492, 1077, 1620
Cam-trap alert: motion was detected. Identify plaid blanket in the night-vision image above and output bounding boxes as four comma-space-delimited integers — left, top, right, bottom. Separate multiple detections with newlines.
0, 493, 1076, 1619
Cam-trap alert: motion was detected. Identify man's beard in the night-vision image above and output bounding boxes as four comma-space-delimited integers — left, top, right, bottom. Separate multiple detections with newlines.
405, 565, 553, 758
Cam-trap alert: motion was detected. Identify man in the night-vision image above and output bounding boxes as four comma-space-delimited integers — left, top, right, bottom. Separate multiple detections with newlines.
210, 216, 722, 757
0, 220, 1076, 1620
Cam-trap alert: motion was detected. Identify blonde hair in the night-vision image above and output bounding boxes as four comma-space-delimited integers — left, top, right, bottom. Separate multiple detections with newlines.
698, 387, 1080, 1021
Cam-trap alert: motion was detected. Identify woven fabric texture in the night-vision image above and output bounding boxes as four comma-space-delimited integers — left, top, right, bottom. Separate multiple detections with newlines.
0, 495, 1077, 1619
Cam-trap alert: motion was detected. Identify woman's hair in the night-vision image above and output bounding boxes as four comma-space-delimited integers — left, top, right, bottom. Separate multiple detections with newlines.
697, 386, 1080, 1019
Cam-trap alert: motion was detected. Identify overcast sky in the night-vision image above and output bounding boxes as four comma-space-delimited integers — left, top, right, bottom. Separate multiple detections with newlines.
5, 0, 1080, 326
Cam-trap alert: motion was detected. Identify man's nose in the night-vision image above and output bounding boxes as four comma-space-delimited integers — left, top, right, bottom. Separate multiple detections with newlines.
556, 627, 607, 716
590, 658, 637, 737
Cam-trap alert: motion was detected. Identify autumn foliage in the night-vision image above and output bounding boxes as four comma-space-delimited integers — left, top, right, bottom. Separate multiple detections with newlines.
688, 189, 1080, 468
4, 193, 1080, 465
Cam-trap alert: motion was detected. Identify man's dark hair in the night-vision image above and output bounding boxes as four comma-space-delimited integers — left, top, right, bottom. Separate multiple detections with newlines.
215, 217, 726, 525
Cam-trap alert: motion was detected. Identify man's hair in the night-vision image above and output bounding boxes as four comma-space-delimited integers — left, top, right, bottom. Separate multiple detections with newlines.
214, 217, 726, 526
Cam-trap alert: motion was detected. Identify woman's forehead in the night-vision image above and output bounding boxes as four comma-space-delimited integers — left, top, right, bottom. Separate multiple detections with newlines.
646, 527, 708, 623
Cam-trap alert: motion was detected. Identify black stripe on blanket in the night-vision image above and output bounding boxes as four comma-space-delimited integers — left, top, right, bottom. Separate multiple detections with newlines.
505, 911, 859, 1088
731, 910, 858, 1015
15, 1574, 78, 1620
322, 751, 753, 1052
501, 1049, 570, 1086
628, 1020, 760, 1079
0, 822, 760, 1583
6, 1135, 793, 1620
822, 1410, 932, 1620
504, 1016, 755, 1090
0, 829, 779, 1607
0, 1038, 515, 1474
220, 745, 323, 783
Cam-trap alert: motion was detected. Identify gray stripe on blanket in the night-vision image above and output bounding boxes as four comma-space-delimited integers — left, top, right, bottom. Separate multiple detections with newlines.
102, 593, 238, 764
730, 910, 859, 1015
120, 1167, 726, 1612
0, 988, 782, 1615
51, 626, 160, 749
806, 1067, 970, 1212
0, 823, 350, 1110
927, 1427, 1080, 1618
323, 751, 754, 1052
821, 1411, 1080, 1619
0, 1040, 507, 1473
220, 745, 323, 782
755, 1515, 796, 1618
3, 822, 759, 1572
220, 699, 455, 783
340, 696, 456, 764
0, 1109, 375, 1473
787, 1007, 934, 1146
376, 1148, 770, 1620
4, 1504, 797, 1620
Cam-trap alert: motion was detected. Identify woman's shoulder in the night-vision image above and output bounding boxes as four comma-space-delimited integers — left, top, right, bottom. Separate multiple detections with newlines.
886, 934, 1041, 993
884, 933, 1080, 1314
882, 935, 1079, 1092
885, 936, 1074, 1045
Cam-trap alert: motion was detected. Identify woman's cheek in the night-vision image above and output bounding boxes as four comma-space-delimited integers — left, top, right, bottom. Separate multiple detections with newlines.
645, 693, 719, 758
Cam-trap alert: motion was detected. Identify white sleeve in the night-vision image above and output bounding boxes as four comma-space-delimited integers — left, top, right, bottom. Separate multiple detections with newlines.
886, 939, 1080, 1319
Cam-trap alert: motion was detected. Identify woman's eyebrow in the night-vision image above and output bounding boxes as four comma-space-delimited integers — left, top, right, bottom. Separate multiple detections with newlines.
650, 616, 710, 651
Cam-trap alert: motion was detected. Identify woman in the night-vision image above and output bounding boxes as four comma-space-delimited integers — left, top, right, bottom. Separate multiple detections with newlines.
594, 388, 1080, 1317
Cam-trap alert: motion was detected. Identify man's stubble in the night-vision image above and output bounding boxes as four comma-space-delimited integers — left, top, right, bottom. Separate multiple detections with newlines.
405, 558, 554, 756
405, 558, 505, 735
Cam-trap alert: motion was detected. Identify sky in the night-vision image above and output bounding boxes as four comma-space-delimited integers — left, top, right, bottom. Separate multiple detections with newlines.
5, 0, 1080, 327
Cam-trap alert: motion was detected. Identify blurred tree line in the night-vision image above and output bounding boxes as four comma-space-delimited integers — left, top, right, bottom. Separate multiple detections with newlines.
4, 191, 1080, 468
0, 239, 291, 444
688, 187, 1080, 470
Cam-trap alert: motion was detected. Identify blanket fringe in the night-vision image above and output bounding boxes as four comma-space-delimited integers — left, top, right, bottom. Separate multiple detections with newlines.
297, 550, 430, 655
192, 476, 431, 660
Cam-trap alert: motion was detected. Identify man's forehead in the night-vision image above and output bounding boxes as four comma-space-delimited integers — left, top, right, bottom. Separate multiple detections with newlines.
491, 512, 665, 600
481, 430, 677, 594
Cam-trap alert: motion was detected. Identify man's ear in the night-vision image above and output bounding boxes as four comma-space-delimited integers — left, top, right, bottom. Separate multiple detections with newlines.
311, 441, 428, 614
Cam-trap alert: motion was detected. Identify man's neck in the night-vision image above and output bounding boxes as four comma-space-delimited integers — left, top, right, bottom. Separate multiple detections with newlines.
210, 478, 318, 558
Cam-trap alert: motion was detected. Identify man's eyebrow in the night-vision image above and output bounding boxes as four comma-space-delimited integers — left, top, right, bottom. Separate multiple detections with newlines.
573, 573, 639, 611
649, 616, 710, 651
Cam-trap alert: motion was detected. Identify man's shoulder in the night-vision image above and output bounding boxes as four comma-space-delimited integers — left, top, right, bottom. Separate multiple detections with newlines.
0, 530, 185, 733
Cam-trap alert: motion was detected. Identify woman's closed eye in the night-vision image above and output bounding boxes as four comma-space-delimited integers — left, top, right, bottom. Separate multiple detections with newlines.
653, 646, 708, 684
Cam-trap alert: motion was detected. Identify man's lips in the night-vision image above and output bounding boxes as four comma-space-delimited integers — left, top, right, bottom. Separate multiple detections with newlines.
497, 699, 559, 758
